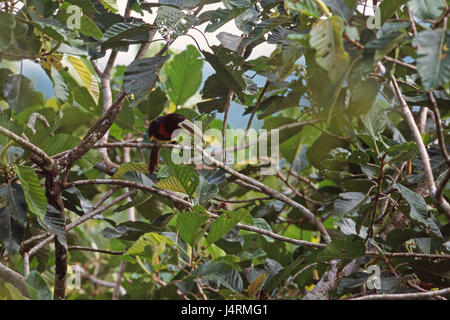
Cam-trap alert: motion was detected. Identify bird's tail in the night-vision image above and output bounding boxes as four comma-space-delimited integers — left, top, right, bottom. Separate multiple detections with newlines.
149, 145, 161, 174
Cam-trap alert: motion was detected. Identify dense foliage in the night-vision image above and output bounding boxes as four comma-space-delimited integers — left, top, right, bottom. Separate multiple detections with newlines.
0, 0, 449, 300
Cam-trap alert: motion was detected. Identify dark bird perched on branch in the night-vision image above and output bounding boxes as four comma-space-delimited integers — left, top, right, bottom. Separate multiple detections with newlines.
148, 113, 204, 174
148, 113, 187, 174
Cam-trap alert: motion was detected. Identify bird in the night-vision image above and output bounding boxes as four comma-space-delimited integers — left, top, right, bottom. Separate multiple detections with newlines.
148, 113, 187, 174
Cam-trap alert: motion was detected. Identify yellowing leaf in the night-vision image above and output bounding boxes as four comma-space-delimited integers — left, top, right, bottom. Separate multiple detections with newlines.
248, 273, 266, 297
157, 176, 187, 194
68, 56, 99, 103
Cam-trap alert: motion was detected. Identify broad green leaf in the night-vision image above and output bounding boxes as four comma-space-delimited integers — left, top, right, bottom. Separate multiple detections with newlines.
176, 206, 209, 246
114, 190, 152, 213
100, 0, 118, 12
309, 16, 349, 82
394, 183, 442, 238
14, 165, 47, 219
123, 56, 168, 104
206, 208, 248, 246
25, 271, 52, 300
0, 183, 28, 255
195, 176, 219, 204
251, 218, 274, 243
247, 273, 266, 297
50, 67, 69, 103
40, 205, 66, 246
414, 29, 450, 90
284, 0, 321, 17
156, 6, 197, 38
166, 45, 203, 106
126, 232, 175, 256
333, 192, 370, 218
198, 8, 247, 33
0, 12, 16, 50
32, 17, 67, 42
2, 74, 37, 114
188, 261, 233, 279
202, 46, 246, 102
101, 21, 155, 48
317, 239, 365, 261
68, 56, 100, 104
161, 148, 199, 197
79, 15, 103, 39
41, 133, 80, 156
100, 221, 166, 240
157, 176, 187, 194
197, 74, 230, 113
66, 0, 96, 12
379, 0, 408, 24
113, 162, 149, 179
361, 102, 388, 139
123, 171, 154, 187
137, 87, 167, 120
408, 0, 445, 20
158, 0, 201, 9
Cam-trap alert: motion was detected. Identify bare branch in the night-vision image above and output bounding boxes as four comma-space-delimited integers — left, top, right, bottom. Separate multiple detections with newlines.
0, 125, 54, 167
352, 287, 450, 300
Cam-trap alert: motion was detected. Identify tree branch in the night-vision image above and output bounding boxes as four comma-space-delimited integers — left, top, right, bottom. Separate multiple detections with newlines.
352, 287, 450, 300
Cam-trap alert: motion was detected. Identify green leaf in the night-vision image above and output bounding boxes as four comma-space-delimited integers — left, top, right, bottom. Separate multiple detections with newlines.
79, 15, 104, 39
156, 6, 197, 38
361, 101, 388, 139
166, 45, 203, 106
198, 8, 247, 33
40, 205, 66, 246
0, 183, 28, 255
206, 208, 248, 246
137, 87, 167, 120
333, 192, 371, 218
123, 56, 168, 104
161, 148, 199, 197
101, 21, 155, 48
113, 162, 149, 179
202, 46, 246, 102
408, 0, 445, 20
0, 12, 16, 50
100, 221, 165, 240
114, 190, 152, 213
41, 133, 80, 156
126, 232, 175, 256
188, 261, 233, 279
2, 74, 37, 114
284, 0, 321, 17
317, 239, 365, 261
176, 205, 209, 246
32, 17, 67, 42
394, 183, 442, 238
197, 74, 230, 113
14, 166, 47, 219
50, 67, 69, 103
100, 0, 118, 12
413, 29, 450, 90
309, 16, 349, 82
25, 271, 52, 300
158, 0, 201, 9
66, 0, 97, 12
195, 176, 219, 204
68, 56, 100, 104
